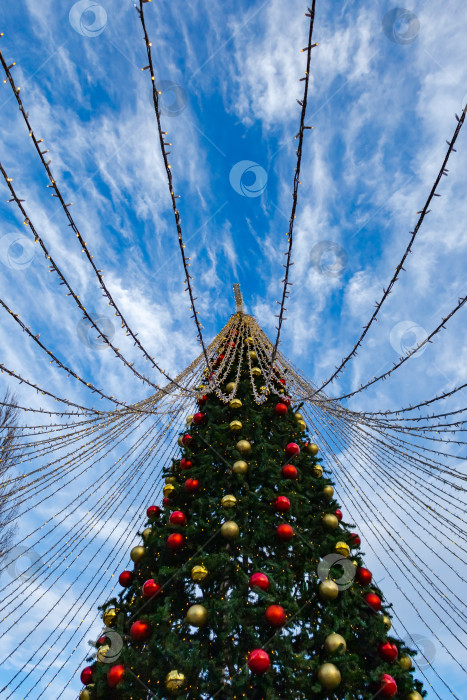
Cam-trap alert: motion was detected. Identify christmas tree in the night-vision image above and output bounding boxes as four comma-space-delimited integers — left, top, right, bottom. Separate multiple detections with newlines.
78, 312, 426, 700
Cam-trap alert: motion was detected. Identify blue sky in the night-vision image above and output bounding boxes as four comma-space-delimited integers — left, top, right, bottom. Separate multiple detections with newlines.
0, 0, 466, 698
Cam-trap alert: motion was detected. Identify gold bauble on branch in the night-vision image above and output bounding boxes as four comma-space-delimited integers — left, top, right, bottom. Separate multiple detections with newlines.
335, 541, 350, 558
177, 436, 184, 447
142, 527, 152, 541
312, 465, 323, 478
221, 495, 237, 509
296, 420, 306, 432
221, 521, 240, 540
186, 415, 193, 425
229, 398, 242, 409
317, 662, 341, 690
130, 545, 145, 563
406, 693, 423, 700
79, 687, 94, 700
249, 350, 257, 361
186, 604, 208, 627
236, 440, 251, 454
233, 460, 248, 474
102, 608, 117, 626
322, 485, 334, 500
97, 644, 110, 662
251, 367, 262, 377
319, 579, 339, 601
229, 420, 243, 432
399, 655, 413, 671
163, 484, 175, 497
294, 412, 303, 420
166, 670, 186, 693
196, 384, 205, 391
191, 564, 208, 582
247, 336, 254, 343
306, 442, 319, 456
225, 382, 235, 393
322, 514, 339, 530
324, 633, 347, 654
382, 615, 392, 630
165, 476, 176, 484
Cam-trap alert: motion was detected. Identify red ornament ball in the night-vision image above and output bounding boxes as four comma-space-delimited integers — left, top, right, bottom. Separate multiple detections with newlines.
247, 649, 270, 674
170, 510, 187, 526
356, 567, 372, 586
162, 497, 170, 506
182, 433, 192, 445
273, 496, 291, 512
282, 464, 298, 479
80, 667, 93, 685
379, 641, 399, 663
265, 604, 286, 627
335, 509, 343, 521
185, 478, 200, 493
282, 396, 291, 406
197, 394, 208, 405
378, 674, 398, 698
146, 505, 161, 519
285, 442, 300, 456
130, 620, 152, 643
142, 579, 161, 598
274, 403, 288, 416
279, 378, 286, 385
193, 412, 206, 425
180, 458, 193, 470
118, 570, 134, 588
350, 533, 361, 547
249, 572, 269, 591
167, 533, 185, 550
364, 592, 382, 612
276, 523, 294, 541
214, 354, 224, 366
107, 665, 125, 687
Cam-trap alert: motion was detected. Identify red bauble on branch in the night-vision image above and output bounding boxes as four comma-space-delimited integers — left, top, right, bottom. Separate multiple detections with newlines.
162, 497, 170, 506
247, 649, 270, 674
285, 442, 300, 456
274, 403, 288, 416
335, 509, 343, 521
364, 592, 382, 612
146, 505, 161, 519
265, 604, 286, 627
185, 478, 200, 493
282, 396, 291, 406
80, 667, 93, 685
182, 434, 192, 445
170, 511, 187, 526
180, 458, 192, 470
350, 533, 361, 547
273, 496, 291, 512
130, 620, 152, 642
356, 567, 372, 586
276, 523, 294, 541
167, 533, 185, 551
249, 572, 269, 591
282, 464, 298, 479
107, 665, 125, 687
118, 570, 134, 588
279, 378, 286, 385
197, 394, 208, 406
378, 641, 399, 663
378, 674, 398, 698
142, 579, 161, 598
192, 412, 206, 425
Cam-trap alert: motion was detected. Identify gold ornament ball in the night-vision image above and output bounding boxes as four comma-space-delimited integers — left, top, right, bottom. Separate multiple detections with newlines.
142, 527, 152, 541
80, 687, 94, 700
399, 655, 413, 671
191, 564, 208, 582
221, 494, 237, 509
130, 545, 145, 563
196, 384, 205, 391
97, 645, 110, 662
249, 350, 257, 361
294, 412, 303, 420
322, 514, 339, 530
233, 460, 248, 474
236, 440, 251, 454
221, 521, 240, 540
229, 398, 242, 409
278, 387, 285, 394
229, 420, 243, 432
312, 465, 323, 478
165, 475, 176, 484
406, 693, 423, 700
306, 442, 319, 456
322, 485, 334, 500
247, 336, 254, 343
382, 615, 392, 630
317, 663, 341, 690
296, 420, 306, 432
186, 604, 208, 627
166, 670, 186, 693
251, 367, 262, 377
335, 541, 350, 558
177, 436, 184, 447
324, 633, 347, 654
163, 483, 175, 497
186, 415, 193, 425
319, 579, 339, 601
102, 608, 117, 627
225, 382, 235, 393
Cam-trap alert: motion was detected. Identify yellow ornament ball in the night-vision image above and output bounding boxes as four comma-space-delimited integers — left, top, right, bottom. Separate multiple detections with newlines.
177, 436, 184, 447
319, 579, 339, 601
229, 420, 243, 432
306, 442, 319, 456
130, 545, 145, 563
163, 484, 175, 497
247, 336, 254, 343
79, 687, 94, 700
236, 440, 251, 454
382, 615, 392, 630
186, 415, 193, 425
249, 351, 257, 361
406, 693, 423, 700
229, 398, 242, 409
399, 655, 413, 671
294, 412, 303, 420
335, 541, 350, 558
317, 663, 341, 690
251, 367, 262, 377
312, 465, 323, 478
191, 564, 208, 582
322, 514, 339, 530
221, 521, 240, 540
296, 420, 306, 432
166, 670, 186, 693
322, 485, 334, 500
186, 604, 208, 627
165, 476, 176, 484
142, 527, 152, 541
233, 460, 248, 474
225, 382, 235, 393
97, 644, 110, 662
324, 633, 347, 654
221, 494, 237, 509
102, 608, 117, 627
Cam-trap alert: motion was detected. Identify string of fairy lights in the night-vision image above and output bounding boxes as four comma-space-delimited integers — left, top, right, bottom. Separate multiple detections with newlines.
0, 1, 465, 698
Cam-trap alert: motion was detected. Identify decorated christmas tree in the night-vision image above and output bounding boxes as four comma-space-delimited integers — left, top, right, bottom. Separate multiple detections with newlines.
77, 308, 426, 700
